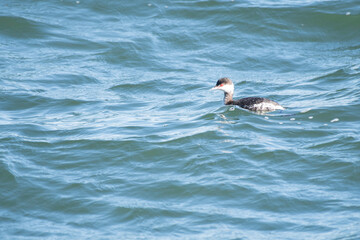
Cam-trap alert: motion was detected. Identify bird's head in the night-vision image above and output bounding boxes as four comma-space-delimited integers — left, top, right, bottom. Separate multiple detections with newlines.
211, 77, 234, 95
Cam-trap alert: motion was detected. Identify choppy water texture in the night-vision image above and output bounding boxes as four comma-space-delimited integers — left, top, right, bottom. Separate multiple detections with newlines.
1, 0, 360, 239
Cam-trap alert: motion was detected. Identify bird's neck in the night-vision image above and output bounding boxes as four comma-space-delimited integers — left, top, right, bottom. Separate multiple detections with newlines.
224, 92, 233, 105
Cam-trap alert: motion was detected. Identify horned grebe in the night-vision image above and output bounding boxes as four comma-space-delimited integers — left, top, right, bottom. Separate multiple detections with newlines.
211, 77, 285, 112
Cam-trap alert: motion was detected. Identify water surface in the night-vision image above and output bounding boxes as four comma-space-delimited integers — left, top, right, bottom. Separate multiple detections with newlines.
1, 0, 360, 239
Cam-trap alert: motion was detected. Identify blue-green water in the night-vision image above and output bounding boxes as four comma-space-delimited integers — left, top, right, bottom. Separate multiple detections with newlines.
1, 0, 360, 239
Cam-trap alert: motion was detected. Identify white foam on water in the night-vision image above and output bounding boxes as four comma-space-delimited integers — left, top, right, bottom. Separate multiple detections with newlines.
301, 108, 312, 113
221, 150, 233, 154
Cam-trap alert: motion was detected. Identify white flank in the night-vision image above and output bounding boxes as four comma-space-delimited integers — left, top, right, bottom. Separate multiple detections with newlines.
251, 102, 285, 111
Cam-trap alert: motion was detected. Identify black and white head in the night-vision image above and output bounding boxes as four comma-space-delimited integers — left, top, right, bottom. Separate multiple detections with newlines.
211, 77, 234, 95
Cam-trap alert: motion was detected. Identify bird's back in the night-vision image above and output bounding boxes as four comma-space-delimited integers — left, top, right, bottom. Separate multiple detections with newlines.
232, 97, 284, 111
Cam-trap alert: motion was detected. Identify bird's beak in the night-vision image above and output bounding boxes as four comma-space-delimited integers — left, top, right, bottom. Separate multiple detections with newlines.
210, 86, 219, 91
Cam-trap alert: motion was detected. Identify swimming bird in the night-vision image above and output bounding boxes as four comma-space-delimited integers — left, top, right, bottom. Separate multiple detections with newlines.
211, 77, 285, 112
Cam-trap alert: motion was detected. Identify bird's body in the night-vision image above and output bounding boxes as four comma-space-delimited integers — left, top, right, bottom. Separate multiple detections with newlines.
211, 78, 284, 112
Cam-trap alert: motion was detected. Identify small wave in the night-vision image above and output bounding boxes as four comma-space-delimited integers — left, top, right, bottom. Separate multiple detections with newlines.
0, 92, 94, 112
0, 15, 52, 39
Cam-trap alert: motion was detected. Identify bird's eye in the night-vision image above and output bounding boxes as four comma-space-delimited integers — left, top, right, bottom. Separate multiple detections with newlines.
220, 84, 224, 87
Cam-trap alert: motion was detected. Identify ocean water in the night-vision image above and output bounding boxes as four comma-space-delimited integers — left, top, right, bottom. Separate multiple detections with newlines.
1, 0, 360, 239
